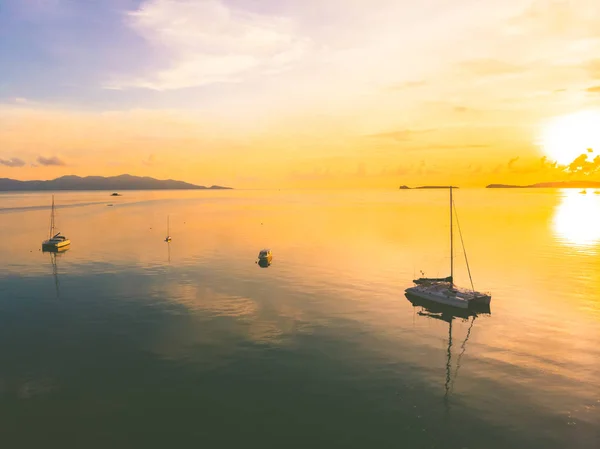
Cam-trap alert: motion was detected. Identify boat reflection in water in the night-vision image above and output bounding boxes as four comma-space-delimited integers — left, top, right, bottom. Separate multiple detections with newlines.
257, 258, 271, 268
405, 292, 490, 408
42, 246, 68, 298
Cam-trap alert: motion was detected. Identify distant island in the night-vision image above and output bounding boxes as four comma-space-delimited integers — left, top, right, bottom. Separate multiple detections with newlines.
399, 185, 459, 189
0, 174, 233, 191
486, 181, 600, 189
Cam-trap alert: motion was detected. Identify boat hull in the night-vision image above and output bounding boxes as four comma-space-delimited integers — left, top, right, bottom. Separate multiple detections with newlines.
405, 286, 469, 309
42, 239, 70, 249
471, 294, 491, 306
406, 292, 491, 315
258, 254, 272, 267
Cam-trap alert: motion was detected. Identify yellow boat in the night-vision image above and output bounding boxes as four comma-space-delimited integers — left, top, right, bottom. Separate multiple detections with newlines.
257, 249, 272, 266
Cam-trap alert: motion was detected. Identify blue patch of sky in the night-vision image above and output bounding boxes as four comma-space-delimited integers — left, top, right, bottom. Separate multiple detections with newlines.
0, 0, 162, 106
0, 0, 297, 112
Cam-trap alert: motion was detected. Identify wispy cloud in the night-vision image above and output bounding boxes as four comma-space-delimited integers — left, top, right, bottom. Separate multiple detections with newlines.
429, 144, 491, 150
507, 156, 520, 169
0, 157, 26, 167
586, 85, 600, 93
386, 80, 427, 91
459, 59, 523, 77
37, 156, 66, 166
110, 0, 311, 90
586, 59, 600, 79
509, 0, 600, 39
142, 154, 156, 166
368, 129, 435, 142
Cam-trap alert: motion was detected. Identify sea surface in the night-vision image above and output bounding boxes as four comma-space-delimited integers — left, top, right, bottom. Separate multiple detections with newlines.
0, 189, 599, 448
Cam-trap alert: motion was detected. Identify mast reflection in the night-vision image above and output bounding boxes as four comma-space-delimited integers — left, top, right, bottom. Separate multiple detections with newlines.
42, 246, 68, 298
405, 293, 490, 408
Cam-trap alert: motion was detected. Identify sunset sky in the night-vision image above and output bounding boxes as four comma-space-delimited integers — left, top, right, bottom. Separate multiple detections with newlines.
1, 0, 600, 188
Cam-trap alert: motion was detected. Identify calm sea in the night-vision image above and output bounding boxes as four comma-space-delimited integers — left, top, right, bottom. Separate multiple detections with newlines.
0, 189, 598, 448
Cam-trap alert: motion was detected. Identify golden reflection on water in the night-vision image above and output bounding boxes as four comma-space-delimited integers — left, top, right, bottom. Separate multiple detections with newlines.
1, 189, 600, 444
552, 189, 600, 249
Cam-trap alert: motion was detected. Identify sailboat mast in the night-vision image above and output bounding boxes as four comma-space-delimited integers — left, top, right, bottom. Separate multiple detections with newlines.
450, 187, 453, 285
49, 195, 55, 238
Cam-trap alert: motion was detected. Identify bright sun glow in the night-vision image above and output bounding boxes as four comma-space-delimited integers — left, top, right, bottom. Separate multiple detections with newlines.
553, 190, 600, 248
541, 110, 600, 165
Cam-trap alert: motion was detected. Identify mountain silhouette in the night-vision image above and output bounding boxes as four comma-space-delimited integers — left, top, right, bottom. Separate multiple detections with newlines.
0, 174, 232, 191
487, 181, 600, 188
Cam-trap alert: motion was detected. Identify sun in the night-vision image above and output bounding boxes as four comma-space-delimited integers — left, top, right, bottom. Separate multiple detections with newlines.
540, 110, 600, 165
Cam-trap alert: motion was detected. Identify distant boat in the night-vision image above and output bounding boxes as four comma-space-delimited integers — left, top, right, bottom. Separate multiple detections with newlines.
257, 249, 272, 267
406, 187, 490, 309
164, 215, 172, 242
580, 189, 587, 194
42, 195, 70, 250
110, 192, 121, 196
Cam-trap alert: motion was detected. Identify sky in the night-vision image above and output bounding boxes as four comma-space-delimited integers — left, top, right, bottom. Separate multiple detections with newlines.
1, 0, 600, 188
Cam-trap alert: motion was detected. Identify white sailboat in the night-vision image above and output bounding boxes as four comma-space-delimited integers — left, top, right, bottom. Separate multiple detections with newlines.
405, 187, 491, 309
42, 195, 70, 250
165, 215, 172, 242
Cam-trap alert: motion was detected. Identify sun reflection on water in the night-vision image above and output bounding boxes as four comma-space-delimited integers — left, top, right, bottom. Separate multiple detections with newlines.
552, 189, 600, 249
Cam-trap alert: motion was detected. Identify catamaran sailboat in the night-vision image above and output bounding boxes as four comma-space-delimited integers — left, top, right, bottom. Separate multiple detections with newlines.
165, 215, 172, 242
406, 187, 491, 309
42, 195, 70, 250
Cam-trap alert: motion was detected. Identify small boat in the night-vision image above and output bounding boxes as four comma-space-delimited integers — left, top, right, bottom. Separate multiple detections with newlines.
42, 195, 71, 250
257, 249, 272, 266
406, 187, 490, 309
580, 189, 587, 194
164, 215, 172, 242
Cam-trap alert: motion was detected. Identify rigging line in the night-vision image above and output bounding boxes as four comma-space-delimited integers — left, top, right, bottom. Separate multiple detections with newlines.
450, 315, 477, 393
452, 200, 475, 293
